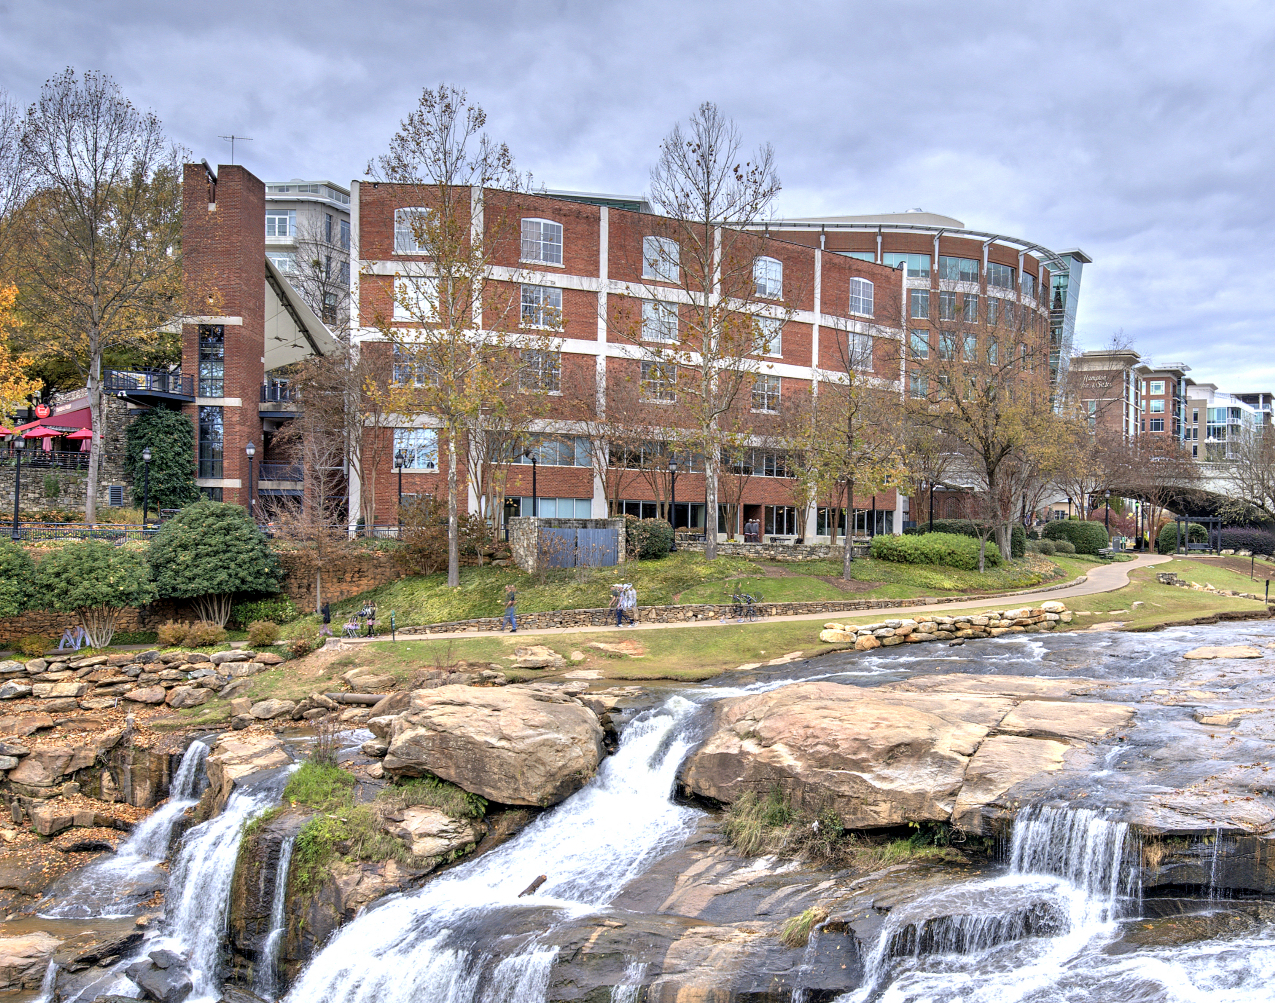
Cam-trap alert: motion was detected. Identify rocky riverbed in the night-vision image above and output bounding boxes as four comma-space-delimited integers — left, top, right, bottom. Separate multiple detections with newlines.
2, 619, 1275, 1001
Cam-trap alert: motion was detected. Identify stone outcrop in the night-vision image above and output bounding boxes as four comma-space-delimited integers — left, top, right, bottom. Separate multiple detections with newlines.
0, 931, 62, 992
382, 684, 606, 806
205, 731, 290, 808
819, 601, 1074, 648
1183, 645, 1264, 660
381, 805, 484, 858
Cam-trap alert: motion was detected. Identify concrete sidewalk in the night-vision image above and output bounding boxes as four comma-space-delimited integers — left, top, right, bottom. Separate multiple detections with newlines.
332, 553, 1173, 645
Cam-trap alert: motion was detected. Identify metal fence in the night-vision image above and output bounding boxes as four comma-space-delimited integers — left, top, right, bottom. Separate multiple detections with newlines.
8, 522, 161, 542
0, 447, 90, 471
104, 369, 194, 398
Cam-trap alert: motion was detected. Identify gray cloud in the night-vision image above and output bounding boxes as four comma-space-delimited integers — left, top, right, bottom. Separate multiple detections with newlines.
2, 1, 1272, 388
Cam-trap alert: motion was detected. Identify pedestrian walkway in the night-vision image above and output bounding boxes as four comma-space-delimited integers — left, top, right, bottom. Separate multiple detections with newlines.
331, 553, 1172, 645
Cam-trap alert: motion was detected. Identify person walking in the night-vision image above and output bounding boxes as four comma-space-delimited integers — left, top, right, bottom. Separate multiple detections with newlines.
503, 584, 518, 632
319, 602, 332, 637
365, 602, 377, 637
620, 583, 638, 626
608, 585, 623, 627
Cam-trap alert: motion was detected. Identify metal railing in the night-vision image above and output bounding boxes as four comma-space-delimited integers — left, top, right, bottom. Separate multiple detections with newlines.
0, 447, 90, 471
104, 369, 194, 398
9, 522, 161, 542
259, 463, 303, 481
261, 384, 301, 404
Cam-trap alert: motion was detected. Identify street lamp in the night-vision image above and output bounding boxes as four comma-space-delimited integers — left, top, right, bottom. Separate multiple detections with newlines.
244, 441, 256, 519
10, 435, 25, 541
523, 450, 538, 517
141, 447, 152, 528
667, 456, 678, 551
1104, 491, 1111, 534
395, 449, 406, 535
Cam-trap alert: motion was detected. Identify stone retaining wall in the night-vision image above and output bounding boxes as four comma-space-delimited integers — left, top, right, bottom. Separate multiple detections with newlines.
396, 573, 1088, 636
819, 601, 1073, 649
1156, 571, 1269, 602
677, 540, 870, 561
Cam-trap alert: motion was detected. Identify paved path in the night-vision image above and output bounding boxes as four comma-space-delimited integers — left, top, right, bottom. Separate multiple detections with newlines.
336, 553, 1173, 645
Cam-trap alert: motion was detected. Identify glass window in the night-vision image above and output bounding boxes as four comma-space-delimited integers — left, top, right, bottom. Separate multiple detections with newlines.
939, 291, 957, 320
987, 262, 1016, 290
881, 252, 930, 278
938, 255, 979, 283
394, 428, 438, 470
394, 208, 430, 254
521, 284, 562, 328
394, 276, 438, 322
1086, 400, 1097, 427
939, 333, 957, 361
753, 256, 783, 298
392, 344, 428, 386
324, 213, 333, 244
752, 373, 781, 412
909, 289, 930, 319
267, 251, 295, 273
520, 350, 561, 393
987, 339, 999, 365
198, 405, 223, 478
849, 333, 873, 370
962, 293, 978, 323
640, 360, 676, 401
1051, 273, 1068, 311
265, 210, 294, 238
848, 277, 874, 317
198, 325, 224, 397
1149, 380, 1165, 395
842, 250, 876, 262
339, 260, 350, 286
521, 218, 563, 265
518, 436, 588, 466
642, 236, 679, 282
340, 219, 350, 250
1150, 418, 1165, 432
757, 317, 782, 356
641, 300, 679, 342
910, 332, 929, 359
1192, 408, 1199, 424
1022, 273, 1037, 299
962, 335, 977, 362
909, 373, 928, 398
765, 505, 799, 536
987, 297, 999, 325
1150, 399, 1165, 413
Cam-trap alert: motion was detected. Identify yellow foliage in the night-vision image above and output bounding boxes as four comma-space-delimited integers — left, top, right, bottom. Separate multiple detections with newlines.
0, 284, 41, 421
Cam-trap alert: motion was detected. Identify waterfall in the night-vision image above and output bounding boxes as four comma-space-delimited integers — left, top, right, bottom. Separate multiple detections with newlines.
611, 961, 647, 1003
254, 834, 297, 1001
283, 694, 703, 1003
39, 739, 211, 919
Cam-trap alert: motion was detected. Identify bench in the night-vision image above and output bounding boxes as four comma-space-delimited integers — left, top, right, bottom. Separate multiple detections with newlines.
1097, 548, 1114, 561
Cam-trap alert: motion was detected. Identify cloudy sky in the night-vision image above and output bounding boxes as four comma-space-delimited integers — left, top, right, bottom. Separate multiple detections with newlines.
2, 1, 1272, 388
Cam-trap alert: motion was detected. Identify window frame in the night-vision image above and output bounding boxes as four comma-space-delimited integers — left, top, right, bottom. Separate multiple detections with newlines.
394, 276, 439, 323
938, 290, 958, 321
848, 277, 874, 317
753, 256, 783, 299
393, 428, 439, 471
881, 251, 930, 278
909, 288, 930, 319
521, 217, 564, 266
520, 283, 563, 329
519, 349, 562, 394
265, 209, 295, 239
642, 235, 680, 283
641, 299, 679, 343
640, 359, 677, 402
909, 331, 929, 359
962, 293, 979, 324
752, 373, 781, 413
987, 261, 1016, 290
757, 316, 783, 357
938, 255, 980, 283
394, 207, 431, 255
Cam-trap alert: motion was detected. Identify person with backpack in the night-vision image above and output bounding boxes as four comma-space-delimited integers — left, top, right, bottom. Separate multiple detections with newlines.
503, 584, 518, 632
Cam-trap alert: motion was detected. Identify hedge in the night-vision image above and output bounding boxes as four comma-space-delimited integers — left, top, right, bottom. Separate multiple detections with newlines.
907, 519, 1026, 558
624, 516, 674, 560
1219, 527, 1275, 556
871, 531, 1002, 570
1043, 519, 1110, 555
1156, 522, 1207, 554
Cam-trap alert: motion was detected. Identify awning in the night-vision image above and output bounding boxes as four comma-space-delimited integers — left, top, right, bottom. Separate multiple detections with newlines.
12, 407, 91, 433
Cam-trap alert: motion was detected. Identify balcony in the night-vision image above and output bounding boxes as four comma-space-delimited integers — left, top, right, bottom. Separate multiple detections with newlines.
258, 463, 302, 482
104, 369, 195, 403
0, 446, 90, 471
259, 383, 301, 418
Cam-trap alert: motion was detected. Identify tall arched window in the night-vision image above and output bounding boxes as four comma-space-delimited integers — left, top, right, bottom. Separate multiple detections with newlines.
848, 277, 874, 317
753, 256, 782, 298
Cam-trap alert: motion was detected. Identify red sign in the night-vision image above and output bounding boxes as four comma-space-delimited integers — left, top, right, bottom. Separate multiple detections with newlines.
34, 404, 49, 419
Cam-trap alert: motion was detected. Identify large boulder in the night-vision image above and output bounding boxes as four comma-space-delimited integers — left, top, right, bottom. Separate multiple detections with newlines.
510, 645, 566, 669
166, 686, 212, 709
0, 713, 53, 737
0, 931, 62, 992
123, 686, 167, 704
205, 732, 290, 808
382, 805, 484, 858
250, 699, 296, 720
0, 680, 32, 700
382, 684, 605, 806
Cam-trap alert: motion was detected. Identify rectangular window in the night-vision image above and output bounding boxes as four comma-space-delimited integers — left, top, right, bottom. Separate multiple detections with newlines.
1022, 273, 1037, 299
1192, 408, 1199, 424
1150, 418, 1165, 432
394, 276, 439, 322
1086, 400, 1097, 427
1149, 380, 1165, 395
987, 338, 999, 365
881, 252, 930, 278
641, 300, 679, 342
909, 373, 928, 398
987, 297, 999, 325
339, 260, 350, 286
849, 333, 874, 370
642, 235, 679, 282
339, 219, 350, 250
392, 344, 426, 386
1150, 399, 1165, 413
910, 331, 929, 359
752, 373, 781, 412
198, 405, 223, 478
521, 284, 562, 328
962, 293, 979, 323
640, 360, 676, 401
393, 428, 438, 470
394, 208, 430, 254
757, 317, 782, 356
520, 350, 561, 393
325, 213, 333, 244
938, 255, 979, 283
753, 256, 783, 298
518, 437, 589, 467
747, 449, 791, 477
842, 250, 876, 262
265, 209, 294, 239
962, 335, 977, 362
848, 277, 874, 317
521, 218, 563, 265
765, 505, 799, 536
938, 291, 957, 320
198, 325, 224, 397
939, 332, 957, 361
987, 262, 1016, 290
199, 487, 223, 502
909, 289, 930, 319
266, 251, 295, 274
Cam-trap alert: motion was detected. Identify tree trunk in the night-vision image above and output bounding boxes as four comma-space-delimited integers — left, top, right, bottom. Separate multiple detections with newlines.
79, 606, 119, 649
315, 570, 322, 614
85, 339, 102, 524
704, 447, 719, 560
842, 477, 856, 578
447, 423, 460, 587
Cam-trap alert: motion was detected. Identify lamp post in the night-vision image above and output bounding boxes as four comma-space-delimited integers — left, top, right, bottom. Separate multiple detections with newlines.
244, 441, 256, 520
668, 456, 678, 552
1104, 491, 1111, 533
395, 449, 406, 536
523, 451, 538, 517
10, 435, 25, 541
928, 481, 935, 533
141, 447, 152, 528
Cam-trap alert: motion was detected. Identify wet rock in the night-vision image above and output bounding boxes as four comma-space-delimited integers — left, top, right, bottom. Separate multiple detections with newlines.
951, 735, 1071, 831
382, 805, 484, 858
0, 931, 62, 991
126, 956, 193, 1002
383, 684, 605, 806
250, 699, 296, 720
997, 700, 1134, 742
165, 687, 211, 709
123, 686, 167, 704
1183, 645, 1263, 660
206, 732, 290, 807
51, 928, 143, 969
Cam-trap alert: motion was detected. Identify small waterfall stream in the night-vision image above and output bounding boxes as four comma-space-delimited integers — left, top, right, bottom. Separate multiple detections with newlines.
254, 834, 296, 1001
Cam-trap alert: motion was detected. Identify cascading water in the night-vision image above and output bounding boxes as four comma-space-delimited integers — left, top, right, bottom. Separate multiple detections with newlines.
610, 961, 647, 1003
38, 739, 211, 919
254, 834, 297, 1001
283, 694, 704, 1003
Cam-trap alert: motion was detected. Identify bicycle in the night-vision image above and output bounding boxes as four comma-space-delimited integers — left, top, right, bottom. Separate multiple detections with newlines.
731, 590, 764, 622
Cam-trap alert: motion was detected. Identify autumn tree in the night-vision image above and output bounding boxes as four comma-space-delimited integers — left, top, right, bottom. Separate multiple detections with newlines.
624, 102, 787, 559
0, 88, 28, 279
14, 69, 183, 522
0, 284, 40, 420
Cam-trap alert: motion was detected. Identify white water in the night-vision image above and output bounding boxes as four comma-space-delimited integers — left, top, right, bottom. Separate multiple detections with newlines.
610, 961, 647, 1003
255, 834, 296, 1001
283, 694, 704, 1003
39, 739, 211, 919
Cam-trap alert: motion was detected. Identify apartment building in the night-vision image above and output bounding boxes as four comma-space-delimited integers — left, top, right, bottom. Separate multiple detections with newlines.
1068, 349, 1143, 437
264, 179, 352, 330
1138, 363, 1190, 438
1184, 384, 1269, 461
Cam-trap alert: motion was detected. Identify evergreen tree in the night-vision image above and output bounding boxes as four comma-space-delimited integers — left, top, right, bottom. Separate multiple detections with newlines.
35, 540, 155, 647
0, 542, 37, 618
124, 407, 200, 512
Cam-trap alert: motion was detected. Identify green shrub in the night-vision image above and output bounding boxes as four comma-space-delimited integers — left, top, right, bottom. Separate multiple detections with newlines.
1052, 540, 1076, 555
379, 774, 487, 820
1035, 539, 1057, 556
186, 620, 228, 647
232, 596, 299, 627
1042, 519, 1109, 555
289, 636, 316, 658
624, 516, 674, 559
871, 531, 1002, 570
246, 620, 279, 648
124, 407, 200, 511
15, 635, 51, 657
34, 540, 155, 648
906, 519, 1025, 558
156, 620, 189, 647
0, 542, 37, 618
284, 762, 356, 809
42, 474, 60, 499
1156, 521, 1208, 554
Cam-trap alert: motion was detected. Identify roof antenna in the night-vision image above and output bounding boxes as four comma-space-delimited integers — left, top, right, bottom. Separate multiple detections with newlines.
218, 135, 253, 164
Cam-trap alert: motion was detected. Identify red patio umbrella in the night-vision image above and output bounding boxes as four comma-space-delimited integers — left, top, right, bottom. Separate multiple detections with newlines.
23, 425, 58, 452
66, 427, 93, 452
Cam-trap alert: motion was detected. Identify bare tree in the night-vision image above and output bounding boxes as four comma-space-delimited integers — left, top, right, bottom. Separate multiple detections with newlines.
15, 69, 183, 522
0, 88, 29, 277
289, 212, 351, 338
629, 102, 786, 559
1219, 433, 1275, 524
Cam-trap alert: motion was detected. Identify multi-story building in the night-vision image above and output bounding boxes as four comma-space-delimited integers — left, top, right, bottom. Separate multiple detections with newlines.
264, 179, 352, 330
1138, 363, 1190, 439
1184, 384, 1270, 461
1068, 349, 1143, 437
